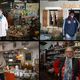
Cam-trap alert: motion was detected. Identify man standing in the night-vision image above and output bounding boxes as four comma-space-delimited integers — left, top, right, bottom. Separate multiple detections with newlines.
63, 10, 79, 40
53, 47, 80, 80
0, 9, 8, 40
0, 53, 6, 80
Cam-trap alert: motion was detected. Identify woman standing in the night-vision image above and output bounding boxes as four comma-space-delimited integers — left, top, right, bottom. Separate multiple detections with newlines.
0, 9, 8, 40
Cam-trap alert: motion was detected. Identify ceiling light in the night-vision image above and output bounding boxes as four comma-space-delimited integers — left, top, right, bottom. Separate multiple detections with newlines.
9, 59, 13, 62
23, 47, 28, 50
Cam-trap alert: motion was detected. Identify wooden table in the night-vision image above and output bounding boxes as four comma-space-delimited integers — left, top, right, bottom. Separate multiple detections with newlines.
4, 72, 16, 80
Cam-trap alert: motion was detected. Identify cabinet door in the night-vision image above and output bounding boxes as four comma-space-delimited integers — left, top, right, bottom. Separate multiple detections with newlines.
43, 10, 48, 27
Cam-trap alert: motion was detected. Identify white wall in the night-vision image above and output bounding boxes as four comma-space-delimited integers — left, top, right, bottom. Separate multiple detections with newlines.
40, 1, 80, 26
31, 48, 39, 60
0, 42, 39, 65
1, 42, 24, 51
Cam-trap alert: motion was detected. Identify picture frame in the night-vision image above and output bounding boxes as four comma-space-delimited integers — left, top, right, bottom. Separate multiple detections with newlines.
13, 2, 25, 10
25, 52, 32, 61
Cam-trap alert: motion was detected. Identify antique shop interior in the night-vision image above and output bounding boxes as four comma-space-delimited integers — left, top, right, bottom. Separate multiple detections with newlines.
0, 41, 39, 80
40, 41, 80, 80
0, 0, 39, 40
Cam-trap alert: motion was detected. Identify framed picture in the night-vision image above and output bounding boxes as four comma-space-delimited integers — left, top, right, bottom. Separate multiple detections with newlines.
13, 2, 25, 10
25, 52, 31, 61
26, 3, 39, 16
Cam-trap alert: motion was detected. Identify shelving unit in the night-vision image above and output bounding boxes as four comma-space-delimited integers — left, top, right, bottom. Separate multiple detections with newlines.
40, 41, 80, 69
3, 50, 21, 66
45, 48, 64, 63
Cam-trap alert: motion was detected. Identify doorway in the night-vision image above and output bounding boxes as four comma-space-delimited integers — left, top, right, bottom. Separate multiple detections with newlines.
69, 10, 80, 23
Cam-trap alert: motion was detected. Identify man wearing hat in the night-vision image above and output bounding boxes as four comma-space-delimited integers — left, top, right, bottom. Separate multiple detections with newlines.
63, 10, 79, 40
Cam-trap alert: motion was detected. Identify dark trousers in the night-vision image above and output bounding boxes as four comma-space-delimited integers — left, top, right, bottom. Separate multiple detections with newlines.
0, 73, 5, 80
0, 37, 6, 40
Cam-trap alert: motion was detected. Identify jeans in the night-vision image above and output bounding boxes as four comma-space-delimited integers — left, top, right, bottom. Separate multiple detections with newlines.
64, 34, 76, 40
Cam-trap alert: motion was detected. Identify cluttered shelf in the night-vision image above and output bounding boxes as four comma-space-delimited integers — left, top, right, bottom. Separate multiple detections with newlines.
0, 2, 39, 40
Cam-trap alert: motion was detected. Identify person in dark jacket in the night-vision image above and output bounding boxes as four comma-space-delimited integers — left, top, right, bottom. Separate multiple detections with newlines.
53, 47, 80, 80
63, 10, 79, 40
